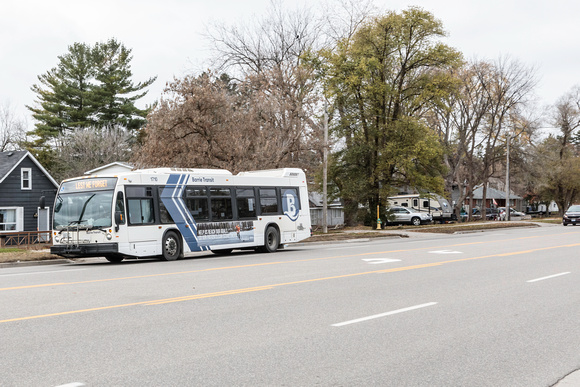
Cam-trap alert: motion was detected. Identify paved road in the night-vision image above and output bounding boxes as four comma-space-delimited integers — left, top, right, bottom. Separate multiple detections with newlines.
1, 224, 579, 386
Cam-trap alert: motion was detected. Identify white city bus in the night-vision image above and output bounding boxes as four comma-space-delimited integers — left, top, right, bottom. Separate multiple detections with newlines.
50, 168, 311, 262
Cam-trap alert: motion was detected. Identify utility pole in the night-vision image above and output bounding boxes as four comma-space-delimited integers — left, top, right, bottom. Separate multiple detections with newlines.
505, 135, 510, 221
322, 100, 328, 234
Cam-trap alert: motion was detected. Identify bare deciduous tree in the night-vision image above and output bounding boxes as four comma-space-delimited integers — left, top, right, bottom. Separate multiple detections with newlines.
133, 71, 319, 173
0, 102, 26, 152
430, 61, 491, 218
135, 1, 329, 174
430, 57, 536, 218
53, 126, 133, 181
206, 0, 321, 76
553, 86, 580, 160
476, 57, 537, 213
319, 0, 376, 46
533, 86, 580, 214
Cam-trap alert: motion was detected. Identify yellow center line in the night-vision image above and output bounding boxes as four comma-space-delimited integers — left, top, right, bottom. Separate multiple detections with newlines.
144, 286, 275, 305
2, 241, 579, 324
0, 286, 277, 323
1, 231, 571, 292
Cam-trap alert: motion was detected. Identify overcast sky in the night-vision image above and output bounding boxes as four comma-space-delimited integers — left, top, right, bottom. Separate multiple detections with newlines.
2, 0, 579, 131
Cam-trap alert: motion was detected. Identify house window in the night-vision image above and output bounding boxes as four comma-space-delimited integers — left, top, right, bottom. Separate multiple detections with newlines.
0, 207, 23, 232
21, 168, 32, 190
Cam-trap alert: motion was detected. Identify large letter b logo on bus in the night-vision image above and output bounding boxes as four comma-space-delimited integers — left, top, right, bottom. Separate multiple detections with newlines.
283, 189, 299, 221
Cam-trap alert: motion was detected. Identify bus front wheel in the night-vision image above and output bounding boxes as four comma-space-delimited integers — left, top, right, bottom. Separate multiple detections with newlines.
105, 254, 124, 263
162, 231, 181, 261
263, 226, 280, 253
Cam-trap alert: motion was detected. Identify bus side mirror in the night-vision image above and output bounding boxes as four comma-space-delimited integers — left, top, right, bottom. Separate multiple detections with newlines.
114, 211, 124, 232
39, 196, 46, 209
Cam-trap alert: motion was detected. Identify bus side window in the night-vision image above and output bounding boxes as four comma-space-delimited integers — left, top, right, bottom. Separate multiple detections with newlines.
423, 200, 429, 208
127, 199, 138, 224
142, 200, 154, 223
236, 188, 256, 218
115, 191, 126, 225
159, 199, 174, 224
185, 187, 209, 222
126, 186, 155, 225
259, 188, 279, 214
210, 187, 233, 221
127, 198, 155, 225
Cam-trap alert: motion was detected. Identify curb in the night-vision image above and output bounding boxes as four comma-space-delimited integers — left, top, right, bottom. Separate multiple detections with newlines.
0, 258, 74, 269
295, 234, 407, 246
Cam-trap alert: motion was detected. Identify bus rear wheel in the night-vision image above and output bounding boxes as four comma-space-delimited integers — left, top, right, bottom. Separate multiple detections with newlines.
162, 231, 181, 261
263, 226, 279, 253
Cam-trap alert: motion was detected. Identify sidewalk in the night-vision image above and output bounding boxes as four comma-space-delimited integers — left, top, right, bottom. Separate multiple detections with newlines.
554, 369, 580, 386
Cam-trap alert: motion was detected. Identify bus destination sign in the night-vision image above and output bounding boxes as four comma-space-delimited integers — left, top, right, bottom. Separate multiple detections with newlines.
60, 177, 118, 194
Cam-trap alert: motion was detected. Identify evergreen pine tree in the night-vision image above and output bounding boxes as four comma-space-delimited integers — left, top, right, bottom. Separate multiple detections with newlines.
27, 42, 96, 140
92, 39, 156, 130
26, 39, 156, 171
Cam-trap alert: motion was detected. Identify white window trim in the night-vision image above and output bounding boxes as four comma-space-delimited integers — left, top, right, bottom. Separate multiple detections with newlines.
0, 207, 24, 232
21, 168, 32, 190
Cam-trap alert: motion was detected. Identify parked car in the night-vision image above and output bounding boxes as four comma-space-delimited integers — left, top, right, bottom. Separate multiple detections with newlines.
563, 205, 580, 226
498, 207, 525, 220
386, 206, 432, 226
473, 208, 504, 220
460, 208, 482, 221
466, 208, 503, 221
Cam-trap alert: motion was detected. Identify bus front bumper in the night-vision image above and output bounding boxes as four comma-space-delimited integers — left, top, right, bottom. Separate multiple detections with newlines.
51, 243, 119, 258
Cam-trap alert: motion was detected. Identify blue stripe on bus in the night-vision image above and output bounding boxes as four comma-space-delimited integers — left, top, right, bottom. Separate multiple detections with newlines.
160, 174, 209, 252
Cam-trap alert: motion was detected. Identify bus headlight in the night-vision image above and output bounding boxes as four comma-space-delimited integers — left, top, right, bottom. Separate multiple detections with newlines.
54, 236, 60, 243
106, 233, 112, 240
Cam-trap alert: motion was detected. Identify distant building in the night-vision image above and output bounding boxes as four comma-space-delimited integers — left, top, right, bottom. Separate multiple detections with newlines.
85, 161, 134, 175
309, 192, 344, 227
464, 185, 523, 211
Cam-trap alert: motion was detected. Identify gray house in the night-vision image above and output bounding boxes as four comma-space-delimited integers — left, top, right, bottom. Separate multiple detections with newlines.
464, 185, 524, 211
309, 191, 344, 227
0, 151, 59, 233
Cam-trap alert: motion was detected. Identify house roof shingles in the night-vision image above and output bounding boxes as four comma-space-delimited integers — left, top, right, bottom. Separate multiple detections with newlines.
0, 150, 59, 187
471, 186, 522, 200
0, 150, 28, 180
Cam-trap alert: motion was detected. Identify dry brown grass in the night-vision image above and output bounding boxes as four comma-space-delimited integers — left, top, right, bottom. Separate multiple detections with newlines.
0, 248, 60, 264
305, 231, 408, 242
410, 221, 540, 234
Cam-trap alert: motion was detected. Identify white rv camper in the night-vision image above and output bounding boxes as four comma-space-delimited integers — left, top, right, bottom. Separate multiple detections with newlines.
387, 193, 454, 223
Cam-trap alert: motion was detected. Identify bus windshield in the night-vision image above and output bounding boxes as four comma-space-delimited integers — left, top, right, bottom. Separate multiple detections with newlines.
54, 191, 114, 230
